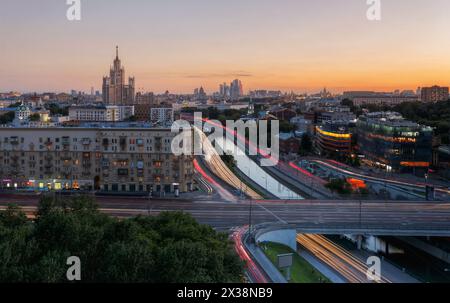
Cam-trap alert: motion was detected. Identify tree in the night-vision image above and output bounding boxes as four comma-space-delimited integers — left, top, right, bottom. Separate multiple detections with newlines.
29, 113, 41, 122
325, 179, 353, 195
341, 99, 354, 108
7, 102, 22, 108
45, 103, 69, 116
279, 121, 295, 133
125, 115, 138, 122
207, 107, 220, 120
0, 111, 15, 124
299, 133, 312, 154
0, 195, 244, 283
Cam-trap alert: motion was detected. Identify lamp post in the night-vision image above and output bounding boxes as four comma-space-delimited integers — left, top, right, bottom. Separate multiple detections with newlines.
147, 185, 153, 216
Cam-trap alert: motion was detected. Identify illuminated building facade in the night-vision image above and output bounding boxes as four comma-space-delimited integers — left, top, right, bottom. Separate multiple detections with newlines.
315, 123, 352, 157
0, 125, 194, 193
356, 112, 433, 173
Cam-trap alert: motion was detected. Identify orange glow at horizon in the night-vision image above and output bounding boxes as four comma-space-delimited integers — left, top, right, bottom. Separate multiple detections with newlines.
1, 0, 450, 93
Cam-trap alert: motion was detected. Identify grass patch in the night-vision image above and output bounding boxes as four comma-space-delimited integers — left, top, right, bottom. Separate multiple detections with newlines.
261, 242, 330, 283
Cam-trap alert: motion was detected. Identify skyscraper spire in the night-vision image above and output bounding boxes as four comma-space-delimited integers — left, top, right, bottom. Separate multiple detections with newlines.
116, 46, 119, 59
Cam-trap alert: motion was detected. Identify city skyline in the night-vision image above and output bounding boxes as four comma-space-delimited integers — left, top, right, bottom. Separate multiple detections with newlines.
1, 0, 450, 94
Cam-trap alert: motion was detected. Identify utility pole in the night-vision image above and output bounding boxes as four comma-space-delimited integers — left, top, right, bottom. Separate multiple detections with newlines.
147, 186, 153, 216
248, 197, 253, 241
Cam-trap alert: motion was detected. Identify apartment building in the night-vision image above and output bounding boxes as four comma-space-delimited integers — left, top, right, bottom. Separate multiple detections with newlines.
0, 125, 194, 194
68, 105, 135, 122
150, 108, 174, 125
421, 86, 449, 103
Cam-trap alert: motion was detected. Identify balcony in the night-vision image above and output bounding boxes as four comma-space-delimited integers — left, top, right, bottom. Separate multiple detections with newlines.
82, 162, 92, 169
10, 137, 19, 145
155, 137, 162, 152
118, 168, 129, 176
101, 159, 110, 168
61, 154, 72, 161
62, 137, 70, 147
62, 167, 72, 174
82, 138, 91, 145
119, 139, 127, 151
153, 161, 163, 168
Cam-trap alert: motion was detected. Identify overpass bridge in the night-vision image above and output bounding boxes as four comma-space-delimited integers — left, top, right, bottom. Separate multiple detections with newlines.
1, 194, 450, 237
247, 199, 450, 237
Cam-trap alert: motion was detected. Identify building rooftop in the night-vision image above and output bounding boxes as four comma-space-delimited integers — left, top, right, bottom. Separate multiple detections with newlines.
0, 121, 173, 130
360, 112, 428, 128
0, 108, 17, 112
277, 132, 295, 141
438, 145, 450, 155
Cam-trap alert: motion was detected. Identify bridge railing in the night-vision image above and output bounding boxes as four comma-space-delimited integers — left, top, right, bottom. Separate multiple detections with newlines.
250, 221, 450, 237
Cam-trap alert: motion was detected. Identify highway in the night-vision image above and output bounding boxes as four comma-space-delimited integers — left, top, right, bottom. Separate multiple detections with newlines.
193, 159, 238, 202
297, 234, 390, 283
2, 194, 450, 235
194, 126, 263, 200
232, 226, 269, 283
313, 159, 450, 198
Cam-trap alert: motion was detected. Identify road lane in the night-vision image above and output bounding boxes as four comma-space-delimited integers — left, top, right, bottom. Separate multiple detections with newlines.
1, 195, 450, 235
297, 234, 390, 283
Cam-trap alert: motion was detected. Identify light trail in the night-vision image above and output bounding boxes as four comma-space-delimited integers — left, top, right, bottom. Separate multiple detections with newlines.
288, 161, 327, 185
194, 126, 263, 200
200, 119, 332, 198
297, 234, 391, 283
193, 158, 237, 201
315, 160, 450, 196
232, 227, 268, 283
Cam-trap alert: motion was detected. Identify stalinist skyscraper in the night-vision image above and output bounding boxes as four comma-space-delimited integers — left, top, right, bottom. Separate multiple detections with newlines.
102, 46, 135, 105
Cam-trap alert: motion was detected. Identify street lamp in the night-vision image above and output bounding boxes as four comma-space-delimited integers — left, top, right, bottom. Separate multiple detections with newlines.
147, 185, 153, 216
248, 196, 254, 243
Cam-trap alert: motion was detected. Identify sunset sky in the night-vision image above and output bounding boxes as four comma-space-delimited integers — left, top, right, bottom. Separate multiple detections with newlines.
1, 0, 450, 94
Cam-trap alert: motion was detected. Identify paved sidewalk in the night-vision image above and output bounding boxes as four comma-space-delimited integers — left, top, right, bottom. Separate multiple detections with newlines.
245, 241, 288, 283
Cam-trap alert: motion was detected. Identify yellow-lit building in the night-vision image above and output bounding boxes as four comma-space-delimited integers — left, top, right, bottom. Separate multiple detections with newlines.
315, 124, 352, 157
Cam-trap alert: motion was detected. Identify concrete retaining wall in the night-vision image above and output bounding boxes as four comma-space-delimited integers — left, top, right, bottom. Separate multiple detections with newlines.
256, 228, 297, 251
